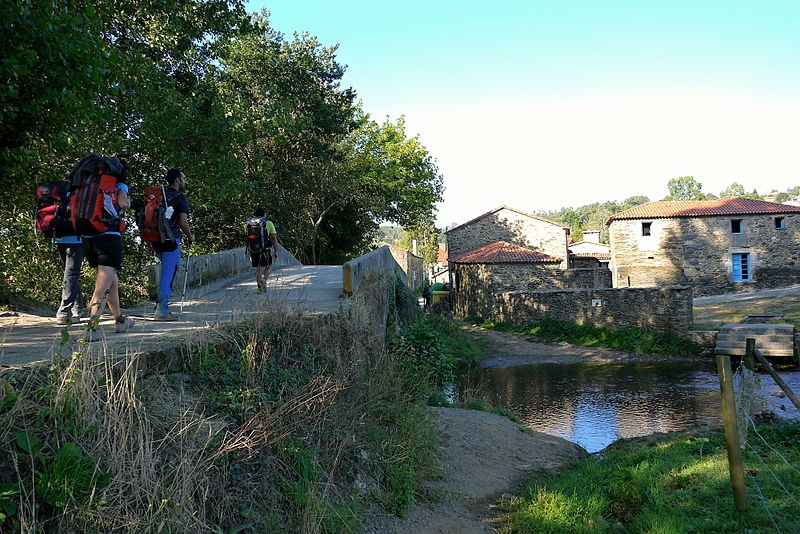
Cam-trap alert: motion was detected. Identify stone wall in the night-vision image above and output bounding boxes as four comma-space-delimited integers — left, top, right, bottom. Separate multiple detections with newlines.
342, 245, 406, 295
451, 263, 612, 316
447, 207, 569, 267
457, 286, 693, 336
385, 243, 424, 291
609, 214, 800, 295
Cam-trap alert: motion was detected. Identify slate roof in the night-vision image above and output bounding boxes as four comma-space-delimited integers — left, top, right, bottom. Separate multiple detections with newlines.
449, 240, 562, 264
445, 205, 569, 233
607, 197, 800, 224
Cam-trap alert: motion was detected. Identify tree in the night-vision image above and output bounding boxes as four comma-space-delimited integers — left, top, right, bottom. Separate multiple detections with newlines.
663, 176, 708, 201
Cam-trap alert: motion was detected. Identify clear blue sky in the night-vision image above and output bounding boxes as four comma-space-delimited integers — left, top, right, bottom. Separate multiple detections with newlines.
246, 0, 800, 227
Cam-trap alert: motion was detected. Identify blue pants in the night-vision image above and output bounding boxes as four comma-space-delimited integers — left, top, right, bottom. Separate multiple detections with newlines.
156, 240, 181, 315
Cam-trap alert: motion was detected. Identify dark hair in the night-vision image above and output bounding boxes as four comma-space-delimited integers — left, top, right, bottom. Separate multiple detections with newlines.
255, 208, 266, 217
166, 168, 183, 185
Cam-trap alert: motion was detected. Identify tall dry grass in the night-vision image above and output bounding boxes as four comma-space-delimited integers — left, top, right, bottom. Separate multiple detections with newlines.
0, 271, 434, 533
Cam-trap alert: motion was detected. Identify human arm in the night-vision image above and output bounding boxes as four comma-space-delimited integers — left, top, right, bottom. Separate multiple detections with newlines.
269, 232, 279, 257
116, 183, 131, 210
178, 212, 195, 243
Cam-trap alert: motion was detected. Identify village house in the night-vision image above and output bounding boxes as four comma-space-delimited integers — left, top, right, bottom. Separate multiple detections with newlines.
446, 206, 570, 267
445, 206, 616, 316
606, 197, 800, 295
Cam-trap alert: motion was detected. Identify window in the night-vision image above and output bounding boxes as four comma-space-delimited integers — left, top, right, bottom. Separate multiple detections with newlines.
731, 219, 743, 234
732, 253, 750, 282
775, 217, 785, 229
641, 222, 652, 236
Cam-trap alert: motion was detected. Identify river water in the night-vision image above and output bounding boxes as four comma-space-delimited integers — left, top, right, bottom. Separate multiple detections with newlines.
457, 359, 800, 453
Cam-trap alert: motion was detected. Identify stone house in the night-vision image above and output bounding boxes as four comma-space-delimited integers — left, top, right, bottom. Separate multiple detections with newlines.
606, 197, 800, 295
448, 241, 563, 316
446, 206, 570, 268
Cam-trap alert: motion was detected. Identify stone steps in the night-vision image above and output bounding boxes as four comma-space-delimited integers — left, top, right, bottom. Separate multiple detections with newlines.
714, 324, 796, 358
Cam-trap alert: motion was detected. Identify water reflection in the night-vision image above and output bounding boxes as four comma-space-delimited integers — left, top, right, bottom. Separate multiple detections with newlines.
458, 360, 727, 453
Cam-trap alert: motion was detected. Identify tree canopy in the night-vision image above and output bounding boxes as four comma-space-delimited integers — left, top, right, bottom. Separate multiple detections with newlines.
0, 1, 443, 305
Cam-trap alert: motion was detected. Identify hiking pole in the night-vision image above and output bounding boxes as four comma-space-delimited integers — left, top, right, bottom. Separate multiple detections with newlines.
179, 243, 191, 320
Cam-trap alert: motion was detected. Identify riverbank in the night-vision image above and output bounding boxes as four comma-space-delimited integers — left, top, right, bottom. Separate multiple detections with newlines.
365, 323, 672, 534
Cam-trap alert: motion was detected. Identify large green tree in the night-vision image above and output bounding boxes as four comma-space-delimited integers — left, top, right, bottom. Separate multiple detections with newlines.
663, 176, 708, 201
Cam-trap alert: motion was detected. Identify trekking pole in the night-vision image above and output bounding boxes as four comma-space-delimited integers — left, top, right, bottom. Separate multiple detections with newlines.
179, 243, 191, 320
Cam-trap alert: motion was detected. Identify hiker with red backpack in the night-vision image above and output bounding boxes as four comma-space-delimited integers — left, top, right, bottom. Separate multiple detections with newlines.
147, 168, 195, 321
35, 180, 85, 324
246, 208, 279, 293
67, 154, 134, 341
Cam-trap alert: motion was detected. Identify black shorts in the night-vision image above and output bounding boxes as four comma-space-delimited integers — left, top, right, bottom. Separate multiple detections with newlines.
250, 250, 273, 268
84, 234, 123, 270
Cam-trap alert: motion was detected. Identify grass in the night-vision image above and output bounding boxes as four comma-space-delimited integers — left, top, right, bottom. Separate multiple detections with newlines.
468, 316, 703, 356
494, 420, 800, 533
692, 293, 800, 331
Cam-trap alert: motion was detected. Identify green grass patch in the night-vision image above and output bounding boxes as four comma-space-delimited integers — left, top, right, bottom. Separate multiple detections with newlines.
496, 421, 800, 533
692, 294, 800, 330
470, 316, 703, 356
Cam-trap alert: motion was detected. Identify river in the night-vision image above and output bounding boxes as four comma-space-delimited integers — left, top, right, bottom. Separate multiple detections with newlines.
457, 358, 800, 453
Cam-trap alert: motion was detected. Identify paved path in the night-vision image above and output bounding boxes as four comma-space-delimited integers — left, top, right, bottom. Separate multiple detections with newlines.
0, 264, 344, 370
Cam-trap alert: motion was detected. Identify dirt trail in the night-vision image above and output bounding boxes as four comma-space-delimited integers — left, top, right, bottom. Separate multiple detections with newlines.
363, 325, 647, 534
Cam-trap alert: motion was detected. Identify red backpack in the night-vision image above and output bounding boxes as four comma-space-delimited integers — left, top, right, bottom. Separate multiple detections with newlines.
140, 185, 176, 245
68, 155, 127, 235
34, 181, 74, 238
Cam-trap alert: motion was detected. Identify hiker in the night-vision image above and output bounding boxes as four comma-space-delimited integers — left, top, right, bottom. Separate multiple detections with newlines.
149, 168, 195, 320
246, 208, 279, 293
34, 179, 85, 324
71, 156, 135, 341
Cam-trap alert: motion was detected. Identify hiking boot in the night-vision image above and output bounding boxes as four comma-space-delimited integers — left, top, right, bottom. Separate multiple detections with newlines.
153, 312, 178, 322
56, 315, 72, 326
85, 328, 102, 343
257, 279, 267, 293
114, 315, 136, 333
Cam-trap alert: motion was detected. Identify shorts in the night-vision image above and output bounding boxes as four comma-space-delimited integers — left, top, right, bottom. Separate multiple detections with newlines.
250, 250, 273, 268
84, 234, 123, 270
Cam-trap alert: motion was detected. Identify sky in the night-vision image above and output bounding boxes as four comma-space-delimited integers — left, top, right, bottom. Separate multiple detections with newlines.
244, 0, 800, 228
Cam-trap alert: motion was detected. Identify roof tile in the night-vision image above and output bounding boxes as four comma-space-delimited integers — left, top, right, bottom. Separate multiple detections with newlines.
608, 197, 800, 223
450, 240, 562, 264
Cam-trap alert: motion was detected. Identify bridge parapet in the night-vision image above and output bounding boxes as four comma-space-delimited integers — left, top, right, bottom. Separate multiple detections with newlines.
149, 244, 301, 293
342, 245, 406, 295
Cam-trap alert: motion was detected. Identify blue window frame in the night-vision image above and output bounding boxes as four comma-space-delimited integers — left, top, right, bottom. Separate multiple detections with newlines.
732, 253, 750, 281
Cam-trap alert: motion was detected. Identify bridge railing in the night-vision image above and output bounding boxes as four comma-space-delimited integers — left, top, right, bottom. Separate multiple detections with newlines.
342, 245, 406, 295
149, 244, 301, 292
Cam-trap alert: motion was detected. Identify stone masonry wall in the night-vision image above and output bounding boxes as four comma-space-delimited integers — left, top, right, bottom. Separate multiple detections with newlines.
456, 285, 693, 336
448, 208, 569, 267
386, 244, 424, 291
609, 214, 800, 295
451, 263, 612, 318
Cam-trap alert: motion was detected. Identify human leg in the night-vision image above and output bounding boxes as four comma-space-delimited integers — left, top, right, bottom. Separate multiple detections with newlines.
155, 241, 182, 317
56, 242, 85, 320
88, 265, 117, 321
84, 234, 133, 338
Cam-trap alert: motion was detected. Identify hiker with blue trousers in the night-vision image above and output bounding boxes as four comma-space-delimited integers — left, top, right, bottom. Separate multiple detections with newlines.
150, 168, 195, 321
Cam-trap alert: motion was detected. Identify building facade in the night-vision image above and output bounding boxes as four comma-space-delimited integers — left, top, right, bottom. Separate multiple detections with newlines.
607, 198, 800, 295
446, 206, 570, 267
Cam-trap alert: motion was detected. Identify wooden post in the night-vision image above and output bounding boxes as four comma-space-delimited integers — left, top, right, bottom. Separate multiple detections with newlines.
716, 354, 747, 511
753, 352, 800, 411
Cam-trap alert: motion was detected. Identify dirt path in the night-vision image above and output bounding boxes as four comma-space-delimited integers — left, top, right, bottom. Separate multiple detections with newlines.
364, 325, 670, 534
